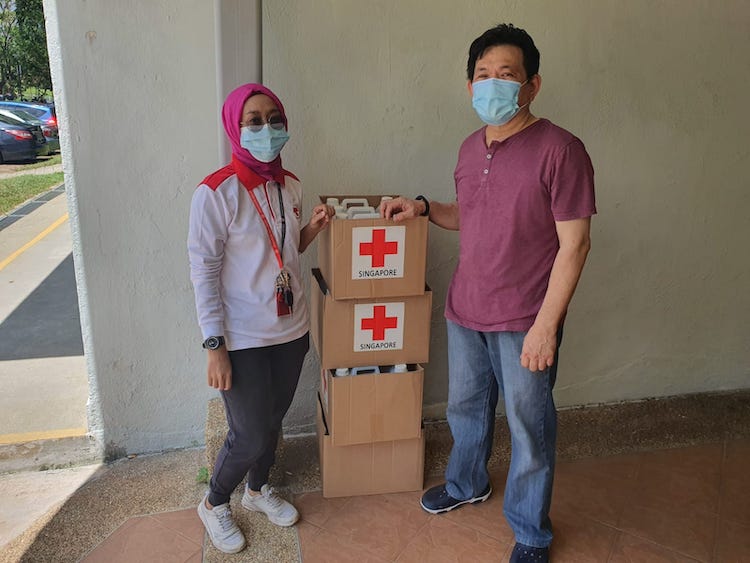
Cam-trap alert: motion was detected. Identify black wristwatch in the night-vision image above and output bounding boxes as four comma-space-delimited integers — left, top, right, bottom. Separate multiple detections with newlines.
415, 195, 430, 217
202, 336, 225, 350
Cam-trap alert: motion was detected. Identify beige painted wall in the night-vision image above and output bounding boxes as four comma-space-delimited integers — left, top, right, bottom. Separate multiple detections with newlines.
266, 0, 750, 421
44, 0, 748, 455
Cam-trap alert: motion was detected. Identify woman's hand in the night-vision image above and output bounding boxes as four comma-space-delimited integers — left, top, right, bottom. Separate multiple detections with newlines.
207, 348, 232, 391
299, 204, 334, 252
308, 204, 334, 232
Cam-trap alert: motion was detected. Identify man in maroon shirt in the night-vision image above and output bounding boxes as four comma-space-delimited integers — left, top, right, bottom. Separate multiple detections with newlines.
381, 23, 595, 563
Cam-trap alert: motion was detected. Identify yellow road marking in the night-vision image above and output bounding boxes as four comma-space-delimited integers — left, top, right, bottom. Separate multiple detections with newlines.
0, 427, 87, 445
0, 213, 69, 272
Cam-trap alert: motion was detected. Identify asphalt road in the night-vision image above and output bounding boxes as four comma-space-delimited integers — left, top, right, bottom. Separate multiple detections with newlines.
0, 185, 87, 443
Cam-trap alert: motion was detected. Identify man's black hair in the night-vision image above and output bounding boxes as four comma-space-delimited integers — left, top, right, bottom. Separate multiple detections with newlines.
466, 23, 540, 81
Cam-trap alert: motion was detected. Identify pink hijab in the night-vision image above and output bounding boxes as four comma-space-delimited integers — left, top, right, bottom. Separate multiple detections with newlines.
221, 83, 293, 184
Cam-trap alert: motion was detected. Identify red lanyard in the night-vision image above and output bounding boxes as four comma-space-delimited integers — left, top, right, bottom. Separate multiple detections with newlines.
243, 182, 286, 270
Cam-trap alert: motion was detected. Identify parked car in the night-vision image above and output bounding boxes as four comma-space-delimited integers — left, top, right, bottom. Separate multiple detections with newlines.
0, 108, 59, 153
0, 101, 57, 130
0, 118, 40, 163
0, 114, 47, 157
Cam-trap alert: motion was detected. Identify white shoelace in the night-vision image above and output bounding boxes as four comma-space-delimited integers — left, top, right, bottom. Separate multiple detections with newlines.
214, 505, 236, 532
262, 486, 284, 510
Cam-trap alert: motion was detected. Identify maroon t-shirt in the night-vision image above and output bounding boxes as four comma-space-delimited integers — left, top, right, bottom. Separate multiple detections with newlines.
445, 118, 596, 332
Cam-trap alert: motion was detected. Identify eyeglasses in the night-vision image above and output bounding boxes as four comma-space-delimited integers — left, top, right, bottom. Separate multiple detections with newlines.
241, 116, 285, 133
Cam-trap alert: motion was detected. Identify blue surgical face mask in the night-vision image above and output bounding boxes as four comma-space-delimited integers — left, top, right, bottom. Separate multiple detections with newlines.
240, 124, 289, 162
471, 78, 529, 126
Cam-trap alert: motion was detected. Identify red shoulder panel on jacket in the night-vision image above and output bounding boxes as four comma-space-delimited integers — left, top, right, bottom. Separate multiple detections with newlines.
201, 164, 236, 191
283, 170, 300, 182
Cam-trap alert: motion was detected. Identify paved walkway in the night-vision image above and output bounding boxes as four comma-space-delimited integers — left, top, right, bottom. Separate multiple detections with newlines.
2, 438, 748, 562
0, 185, 87, 445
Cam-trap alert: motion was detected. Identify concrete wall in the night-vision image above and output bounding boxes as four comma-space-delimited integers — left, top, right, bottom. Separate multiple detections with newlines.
45, 0, 749, 455
266, 0, 750, 421
44, 0, 224, 456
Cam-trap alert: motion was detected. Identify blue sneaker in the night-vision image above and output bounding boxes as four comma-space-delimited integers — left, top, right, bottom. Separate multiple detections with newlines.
419, 482, 492, 514
509, 542, 549, 563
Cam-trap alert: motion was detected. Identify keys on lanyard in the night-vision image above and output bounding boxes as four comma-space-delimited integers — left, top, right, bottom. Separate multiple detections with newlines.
275, 270, 294, 317
243, 181, 293, 318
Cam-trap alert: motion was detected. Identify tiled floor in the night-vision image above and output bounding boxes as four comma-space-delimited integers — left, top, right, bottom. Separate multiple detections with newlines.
81, 510, 205, 563
82, 439, 750, 562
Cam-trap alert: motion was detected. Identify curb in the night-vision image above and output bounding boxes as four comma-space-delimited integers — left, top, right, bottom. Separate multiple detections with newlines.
0, 182, 65, 232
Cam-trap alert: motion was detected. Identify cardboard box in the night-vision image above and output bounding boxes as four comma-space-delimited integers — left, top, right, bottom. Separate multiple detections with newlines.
318, 194, 428, 300
317, 394, 425, 498
319, 365, 424, 446
310, 269, 431, 369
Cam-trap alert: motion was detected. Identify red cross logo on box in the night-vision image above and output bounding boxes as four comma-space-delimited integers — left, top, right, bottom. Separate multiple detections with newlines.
359, 229, 398, 268
360, 305, 398, 340
351, 226, 406, 280
353, 302, 405, 352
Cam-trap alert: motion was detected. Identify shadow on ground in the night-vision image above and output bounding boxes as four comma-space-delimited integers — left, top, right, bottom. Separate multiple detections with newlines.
0, 253, 83, 361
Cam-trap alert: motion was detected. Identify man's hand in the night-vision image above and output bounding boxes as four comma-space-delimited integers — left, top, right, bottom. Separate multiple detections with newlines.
519, 217, 590, 372
380, 196, 425, 222
520, 324, 557, 372
207, 348, 232, 390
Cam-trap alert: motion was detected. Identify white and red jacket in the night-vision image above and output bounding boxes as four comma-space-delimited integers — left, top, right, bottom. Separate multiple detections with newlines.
188, 158, 309, 351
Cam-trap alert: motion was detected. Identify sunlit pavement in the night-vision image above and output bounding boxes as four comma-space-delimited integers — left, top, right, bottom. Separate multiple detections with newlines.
0, 186, 87, 446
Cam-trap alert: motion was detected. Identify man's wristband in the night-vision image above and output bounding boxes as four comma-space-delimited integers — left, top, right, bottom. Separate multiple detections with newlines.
415, 195, 430, 217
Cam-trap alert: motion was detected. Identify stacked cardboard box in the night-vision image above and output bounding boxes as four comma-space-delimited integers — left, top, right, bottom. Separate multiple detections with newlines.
311, 195, 430, 498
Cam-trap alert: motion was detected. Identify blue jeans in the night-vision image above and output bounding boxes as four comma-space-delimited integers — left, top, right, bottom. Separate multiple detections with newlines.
445, 320, 559, 548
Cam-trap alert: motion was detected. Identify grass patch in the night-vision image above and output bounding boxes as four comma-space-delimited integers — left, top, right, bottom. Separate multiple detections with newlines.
196, 467, 209, 484
0, 172, 65, 215
24, 154, 62, 170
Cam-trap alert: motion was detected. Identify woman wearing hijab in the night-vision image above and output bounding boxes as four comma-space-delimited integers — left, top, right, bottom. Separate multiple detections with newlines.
188, 83, 332, 553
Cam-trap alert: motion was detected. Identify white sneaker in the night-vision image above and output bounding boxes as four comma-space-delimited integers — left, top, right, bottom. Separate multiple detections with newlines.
241, 484, 299, 527
197, 494, 246, 554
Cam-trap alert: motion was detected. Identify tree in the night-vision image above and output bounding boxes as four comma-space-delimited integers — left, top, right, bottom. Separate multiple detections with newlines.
0, 0, 51, 99
0, 0, 18, 97
15, 0, 50, 95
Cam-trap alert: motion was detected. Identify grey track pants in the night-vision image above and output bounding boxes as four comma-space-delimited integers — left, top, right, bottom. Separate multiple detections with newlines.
208, 332, 309, 506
